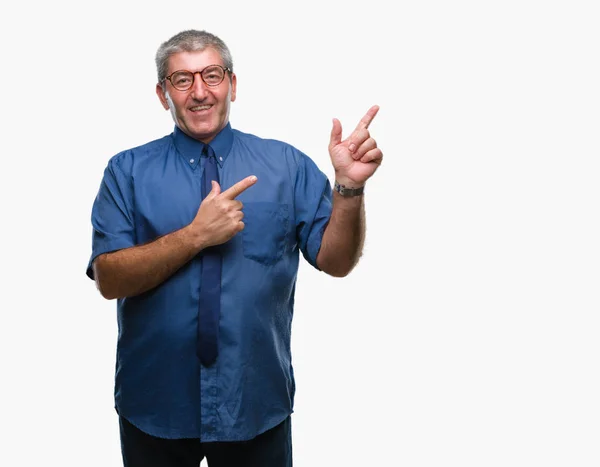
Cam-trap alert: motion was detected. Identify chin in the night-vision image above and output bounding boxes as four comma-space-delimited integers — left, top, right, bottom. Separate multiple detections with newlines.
179, 122, 213, 140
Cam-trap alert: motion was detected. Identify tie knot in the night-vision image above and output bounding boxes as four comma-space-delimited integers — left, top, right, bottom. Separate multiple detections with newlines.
203, 144, 215, 159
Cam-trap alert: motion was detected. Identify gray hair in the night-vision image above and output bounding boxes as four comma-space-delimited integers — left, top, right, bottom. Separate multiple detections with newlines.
155, 29, 234, 84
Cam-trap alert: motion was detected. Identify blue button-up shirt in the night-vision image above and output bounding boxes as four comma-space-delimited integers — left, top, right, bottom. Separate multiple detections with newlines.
87, 123, 332, 441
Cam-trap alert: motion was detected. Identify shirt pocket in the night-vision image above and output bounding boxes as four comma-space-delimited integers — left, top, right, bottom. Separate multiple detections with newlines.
242, 202, 290, 265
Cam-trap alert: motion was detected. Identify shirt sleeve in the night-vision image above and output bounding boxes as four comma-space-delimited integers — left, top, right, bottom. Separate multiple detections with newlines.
294, 153, 333, 270
86, 155, 136, 280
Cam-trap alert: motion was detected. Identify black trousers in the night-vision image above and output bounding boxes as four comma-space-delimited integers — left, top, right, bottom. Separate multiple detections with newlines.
119, 416, 292, 467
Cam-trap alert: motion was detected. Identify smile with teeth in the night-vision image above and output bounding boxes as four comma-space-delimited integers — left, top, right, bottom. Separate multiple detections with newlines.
190, 105, 212, 112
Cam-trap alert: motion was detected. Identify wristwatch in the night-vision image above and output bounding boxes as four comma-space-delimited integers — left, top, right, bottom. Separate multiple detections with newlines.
334, 181, 364, 197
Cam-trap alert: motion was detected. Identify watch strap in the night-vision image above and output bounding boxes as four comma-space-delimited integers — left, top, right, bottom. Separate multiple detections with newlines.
334, 181, 364, 197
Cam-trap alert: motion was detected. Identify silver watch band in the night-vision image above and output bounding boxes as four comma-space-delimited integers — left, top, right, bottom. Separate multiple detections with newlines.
334, 181, 364, 197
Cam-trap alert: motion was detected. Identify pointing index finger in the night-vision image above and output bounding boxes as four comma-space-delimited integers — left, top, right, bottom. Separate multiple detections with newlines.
221, 175, 258, 199
354, 105, 380, 132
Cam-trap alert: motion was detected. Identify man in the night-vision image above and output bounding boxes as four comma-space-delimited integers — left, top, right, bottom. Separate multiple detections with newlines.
87, 29, 383, 466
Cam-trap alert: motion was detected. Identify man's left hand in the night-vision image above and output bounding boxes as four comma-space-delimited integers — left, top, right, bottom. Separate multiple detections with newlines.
328, 105, 383, 188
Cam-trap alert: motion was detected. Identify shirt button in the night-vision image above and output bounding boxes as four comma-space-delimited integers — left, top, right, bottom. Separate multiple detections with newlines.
190, 159, 195, 164
219, 157, 223, 161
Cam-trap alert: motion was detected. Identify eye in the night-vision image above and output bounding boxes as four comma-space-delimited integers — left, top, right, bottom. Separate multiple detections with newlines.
174, 76, 192, 86
202, 66, 225, 84
170, 71, 194, 88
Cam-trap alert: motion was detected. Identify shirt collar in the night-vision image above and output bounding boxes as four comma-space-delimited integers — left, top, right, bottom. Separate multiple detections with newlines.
172, 123, 234, 169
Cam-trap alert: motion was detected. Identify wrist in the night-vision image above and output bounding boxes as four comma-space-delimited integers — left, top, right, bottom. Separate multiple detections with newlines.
333, 180, 365, 197
183, 224, 208, 252
334, 175, 364, 189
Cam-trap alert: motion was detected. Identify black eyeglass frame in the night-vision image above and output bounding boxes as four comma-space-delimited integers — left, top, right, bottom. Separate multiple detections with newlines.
161, 64, 232, 91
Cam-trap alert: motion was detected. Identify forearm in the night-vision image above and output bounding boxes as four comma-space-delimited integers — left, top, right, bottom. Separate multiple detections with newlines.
93, 225, 202, 299
316, 191, 365, 277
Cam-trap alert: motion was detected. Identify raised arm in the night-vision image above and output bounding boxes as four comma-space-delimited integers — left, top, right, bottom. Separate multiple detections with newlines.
317, 105, 383, 277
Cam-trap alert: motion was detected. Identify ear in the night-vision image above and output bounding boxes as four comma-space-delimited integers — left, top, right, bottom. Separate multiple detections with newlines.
156, 83, 170, 110
230, 73, 237, 103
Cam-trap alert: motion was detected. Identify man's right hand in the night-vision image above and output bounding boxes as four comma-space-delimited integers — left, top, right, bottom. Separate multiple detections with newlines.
189, 175, 258, 250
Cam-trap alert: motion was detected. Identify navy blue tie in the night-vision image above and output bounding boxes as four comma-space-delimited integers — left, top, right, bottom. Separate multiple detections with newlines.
197, 144, 221, 366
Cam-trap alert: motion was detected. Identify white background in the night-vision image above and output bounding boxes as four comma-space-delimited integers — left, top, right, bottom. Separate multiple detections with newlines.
1, 0, 599, 466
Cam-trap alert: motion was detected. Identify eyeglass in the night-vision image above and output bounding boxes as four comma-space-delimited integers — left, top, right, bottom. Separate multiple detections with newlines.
162, 65, 231, 91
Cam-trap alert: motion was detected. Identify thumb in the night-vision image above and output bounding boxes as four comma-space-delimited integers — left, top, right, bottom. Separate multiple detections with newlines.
210, 180, 221, 196
329, 118, 342, 149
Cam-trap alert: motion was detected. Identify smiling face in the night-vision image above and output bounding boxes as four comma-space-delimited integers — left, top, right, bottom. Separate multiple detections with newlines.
156, 48, 237, 143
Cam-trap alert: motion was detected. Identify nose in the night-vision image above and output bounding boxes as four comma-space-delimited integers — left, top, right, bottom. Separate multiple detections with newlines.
190, 72, 210, 99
